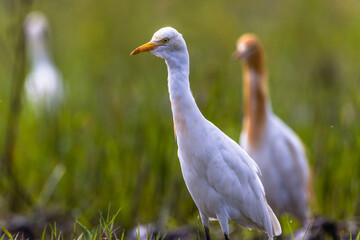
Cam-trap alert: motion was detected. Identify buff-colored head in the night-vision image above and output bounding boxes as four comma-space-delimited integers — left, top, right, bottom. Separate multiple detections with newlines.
130, 27, 187, 60
233, 34, 262, 61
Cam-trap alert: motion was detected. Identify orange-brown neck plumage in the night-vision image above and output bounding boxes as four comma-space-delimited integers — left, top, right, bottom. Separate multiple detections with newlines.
242, 47, 268, 147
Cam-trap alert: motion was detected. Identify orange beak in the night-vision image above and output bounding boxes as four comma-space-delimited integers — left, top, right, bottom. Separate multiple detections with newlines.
130, 42, 156, 55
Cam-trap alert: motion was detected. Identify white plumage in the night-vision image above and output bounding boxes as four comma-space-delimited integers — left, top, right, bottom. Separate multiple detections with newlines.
234, 34, 311, 224
131, 27, 281, 240
24, 12, 64, 114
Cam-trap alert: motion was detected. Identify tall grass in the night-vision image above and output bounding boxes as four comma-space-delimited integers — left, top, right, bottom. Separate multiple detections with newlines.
1, 210, 125, 240
0, 0, 359, 238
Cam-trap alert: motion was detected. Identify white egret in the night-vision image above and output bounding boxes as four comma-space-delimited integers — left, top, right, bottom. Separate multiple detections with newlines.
131, 27, 281, 240
24, 12, 64, 115
233, 34, 311, 224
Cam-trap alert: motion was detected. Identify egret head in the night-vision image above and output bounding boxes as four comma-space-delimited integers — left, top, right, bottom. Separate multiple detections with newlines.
130, 27, 186, 59
24, 12, 49, 42
233, 34, 262, 61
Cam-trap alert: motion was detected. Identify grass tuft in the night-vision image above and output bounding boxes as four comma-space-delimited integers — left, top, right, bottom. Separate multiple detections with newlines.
73, 208, 121, 240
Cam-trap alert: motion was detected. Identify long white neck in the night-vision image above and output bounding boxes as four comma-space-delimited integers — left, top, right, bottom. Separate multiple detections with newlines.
27, 37, 51, 67
165, 49, 204, 136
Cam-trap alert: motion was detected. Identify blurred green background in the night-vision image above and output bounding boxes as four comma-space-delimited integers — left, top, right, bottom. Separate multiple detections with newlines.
0, 0, 360, 238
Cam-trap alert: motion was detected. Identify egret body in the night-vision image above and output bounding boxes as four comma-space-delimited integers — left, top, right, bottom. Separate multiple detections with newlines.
131, 27, 281, 240
24, 12, 64, 114
234, 34, 311, 224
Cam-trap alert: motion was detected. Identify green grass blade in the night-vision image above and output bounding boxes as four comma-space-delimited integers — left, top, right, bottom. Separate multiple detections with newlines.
73, 217, 78, 237
302, 218, 314, 240
41, 225, 47, 240
13, 233, 20, 240
161, 233, 167, 240
285, 215, 295, 240
136, 224, 141, 240
49, 222, 58, 239
1, 225, 13, 240
107, 208, 121, 239
76, 220, 92, 239
356, 231, 360, 240
92, 227, 98, 240
76, 232, 84, 240
109, 208, 121, 225
107, 204, 111, 223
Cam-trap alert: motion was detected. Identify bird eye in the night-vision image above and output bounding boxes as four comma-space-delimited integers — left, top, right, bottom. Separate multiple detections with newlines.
162, 38, 169, 43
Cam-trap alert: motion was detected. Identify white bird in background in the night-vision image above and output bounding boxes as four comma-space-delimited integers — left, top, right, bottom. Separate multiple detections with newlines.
233, 34, 311, 225
24, 12, 64, 115
131, 27, 281, 240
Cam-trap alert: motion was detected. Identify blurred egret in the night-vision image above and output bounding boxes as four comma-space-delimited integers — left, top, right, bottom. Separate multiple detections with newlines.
131, 27, 281, 240
24, 12, 64, 114
233, 34, 311, 224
